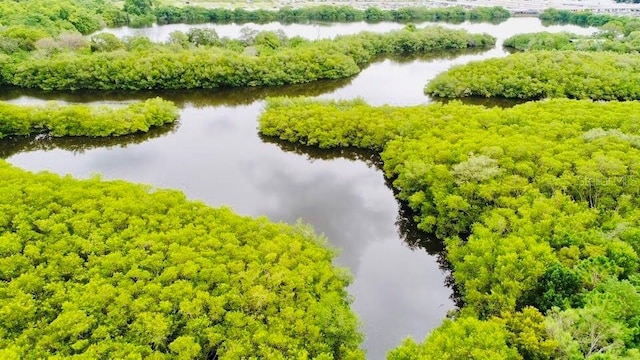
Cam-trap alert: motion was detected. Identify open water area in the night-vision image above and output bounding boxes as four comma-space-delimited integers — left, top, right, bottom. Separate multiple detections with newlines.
0, 17, 597, 359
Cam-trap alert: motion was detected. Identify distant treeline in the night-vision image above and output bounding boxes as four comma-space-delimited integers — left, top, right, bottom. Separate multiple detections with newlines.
539, 8, 640, 28
0, 98, 178, 137
1, 27, 495, 91
425, 51, 640, 100
154, 5, 511, 25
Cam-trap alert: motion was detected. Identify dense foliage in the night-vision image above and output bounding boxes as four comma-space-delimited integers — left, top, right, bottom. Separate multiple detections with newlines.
260, 97, 640, 359
0, 97, 178, 138
539, 8, 640, 28
0, 0, 132, 55
425, 51, 640, 100
504, 26, 640, 53
153, 5, 510, 25
0, 0, 127, 34
0, 161, 363, 359
504, 32, 575, 51
0, 0, 128, 55
1, 26, 494, 91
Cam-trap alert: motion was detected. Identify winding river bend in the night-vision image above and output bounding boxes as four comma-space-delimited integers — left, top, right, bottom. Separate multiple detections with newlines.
0, 18, 596, 359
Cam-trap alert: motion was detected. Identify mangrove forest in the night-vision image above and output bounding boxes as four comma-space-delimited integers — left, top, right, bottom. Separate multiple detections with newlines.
2, 0, 640, 358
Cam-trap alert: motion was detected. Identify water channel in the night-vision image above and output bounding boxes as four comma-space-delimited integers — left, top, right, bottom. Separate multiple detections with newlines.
0, 17, 596, 359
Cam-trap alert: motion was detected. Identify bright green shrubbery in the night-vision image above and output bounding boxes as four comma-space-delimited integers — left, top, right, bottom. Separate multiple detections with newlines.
0, 161, 363, 359
0, 0, 126, 35
425, 51, 640, 100
153, 5, 510, 25
0, 0, 497, 92
504, 30, 640, 53
503, 32, 577, 51
1, 26, 494, 91
259, 98, 640, 359
539, 8, 640, 29
0, 98, 178, 137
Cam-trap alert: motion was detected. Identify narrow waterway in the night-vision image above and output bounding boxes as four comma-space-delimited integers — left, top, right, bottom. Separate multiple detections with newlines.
0, 18, 597, 359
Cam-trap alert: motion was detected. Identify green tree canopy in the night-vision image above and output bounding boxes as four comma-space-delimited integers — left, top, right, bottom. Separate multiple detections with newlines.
259, 97, 640, 358
0, 161, 363, 359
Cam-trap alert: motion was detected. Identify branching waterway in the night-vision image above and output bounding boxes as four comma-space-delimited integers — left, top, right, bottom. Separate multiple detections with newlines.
0, 18, 596, 359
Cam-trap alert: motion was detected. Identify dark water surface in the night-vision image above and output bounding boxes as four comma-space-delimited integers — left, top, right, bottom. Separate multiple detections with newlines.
2, 18, 596, 359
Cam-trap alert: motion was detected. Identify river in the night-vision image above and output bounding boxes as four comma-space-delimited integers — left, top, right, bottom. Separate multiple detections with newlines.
0, 17, 596, 359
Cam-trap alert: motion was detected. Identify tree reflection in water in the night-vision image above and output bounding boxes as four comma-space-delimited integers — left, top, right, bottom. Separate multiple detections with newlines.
261, 135, 465, 308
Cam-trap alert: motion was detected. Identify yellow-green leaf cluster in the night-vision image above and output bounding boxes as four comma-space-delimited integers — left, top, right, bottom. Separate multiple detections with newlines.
0, 162, 363, 359
2, 27, 494, 91
425, 51, 640, 100
0, 97, 178, 138
259, 97, 640, 358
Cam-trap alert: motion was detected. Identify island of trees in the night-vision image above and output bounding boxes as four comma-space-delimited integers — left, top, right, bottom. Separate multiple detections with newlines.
0, 98, 178, 137
260, 97, 640, 359
1, 26, 494, 91
425, 8, 640, 101
0, 161, 363, 359
503, 9, 640, 53
424, 51, 640, 100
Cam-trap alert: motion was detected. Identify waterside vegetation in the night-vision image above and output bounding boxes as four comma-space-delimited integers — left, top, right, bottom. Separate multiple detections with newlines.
425, 51, 640, 100
0, 161, 363, 359
152, 5, 510, 25
503, 11, 640, 54
1, 26, 495, 91
5, 0, 640, 358
540, 8, 640, 29
260, 97, 640, 359
0, 98, 178, 138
